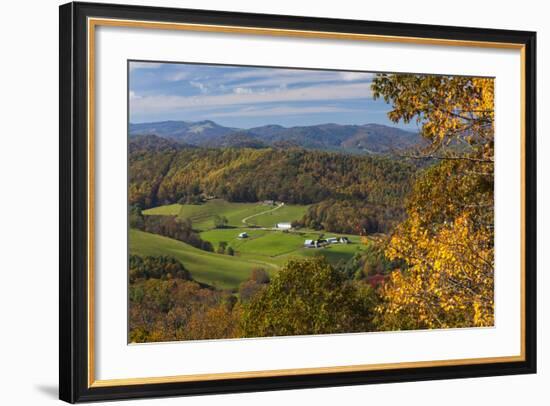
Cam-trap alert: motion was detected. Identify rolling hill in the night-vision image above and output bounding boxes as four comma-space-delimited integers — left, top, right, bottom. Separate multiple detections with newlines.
143, 199, 310, 230
130, 145, 415, 214
144, 199, 271, 230
129, 120, 237, 145
130, 225, 366, 289
129, 229, 277, 289
129, 120, 421, 154
203, 132, 268, 149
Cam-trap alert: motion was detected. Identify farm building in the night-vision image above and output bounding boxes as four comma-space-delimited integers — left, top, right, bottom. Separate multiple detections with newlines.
238, 232, 249, 238
325, 237, 350, 244
304, 239, 328, 248
276, 222, 292, 230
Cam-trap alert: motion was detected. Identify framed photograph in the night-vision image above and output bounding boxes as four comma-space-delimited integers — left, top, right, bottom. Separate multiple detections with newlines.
59, 2, 536, 403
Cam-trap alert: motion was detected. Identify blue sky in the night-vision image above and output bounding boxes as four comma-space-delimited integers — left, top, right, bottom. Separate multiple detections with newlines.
129, 61, 418, 130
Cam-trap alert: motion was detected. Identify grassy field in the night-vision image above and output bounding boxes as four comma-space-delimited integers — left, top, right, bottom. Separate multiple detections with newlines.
295, 240, 365, 263
129, 229, 277, 289
131, 227, 365, 288
143, 199, 310, 231
199, 228, 269, 248
144, 200, 269, 230
136, 200, 366, 289
233, 231, 309, 257
246, 204, 310, 228
199, 226, 364, 257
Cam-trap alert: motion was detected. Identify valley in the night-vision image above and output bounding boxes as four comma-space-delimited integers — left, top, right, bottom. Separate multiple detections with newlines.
128, 134, 415, 290
131, 199, 366, 289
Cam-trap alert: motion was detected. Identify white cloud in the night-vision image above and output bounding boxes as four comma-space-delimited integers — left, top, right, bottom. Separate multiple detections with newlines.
129, 62, 163, 71
165, 71, 189, 81
210, 105, 359, 118
222, 68, 373, 89
129, 91, 141, 100
190, 81, 208, 94
130, 82, 373, 114
233, 87, 253, 95
223, 69, 281, 80
339, 72, 374, 81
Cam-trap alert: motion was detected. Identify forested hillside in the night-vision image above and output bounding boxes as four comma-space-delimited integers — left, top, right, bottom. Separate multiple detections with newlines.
130, 121, 422, 154
130, 140, 414, 207
129, 140, 416, 233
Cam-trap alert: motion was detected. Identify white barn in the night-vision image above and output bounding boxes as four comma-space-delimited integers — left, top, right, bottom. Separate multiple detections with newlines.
276, 222, 292, 230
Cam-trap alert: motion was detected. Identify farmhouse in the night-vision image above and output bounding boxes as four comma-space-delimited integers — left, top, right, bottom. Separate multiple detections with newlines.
238, 232, 249, 238
276, 222, 292, 230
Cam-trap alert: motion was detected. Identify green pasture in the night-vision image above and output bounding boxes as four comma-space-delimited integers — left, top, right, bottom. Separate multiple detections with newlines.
136, 200, 366, 289
130, 227, 366, 290
198, 228, 268, 248
143, 199, 309, 231
245, 204, 310, 228
143, 199, 268, 230
129, 229, 276, 290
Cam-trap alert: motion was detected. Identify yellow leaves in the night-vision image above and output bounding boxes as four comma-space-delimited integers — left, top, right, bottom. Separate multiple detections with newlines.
377, 211, 494, 330
371, 73, 495, 332
372, 74, 494, 160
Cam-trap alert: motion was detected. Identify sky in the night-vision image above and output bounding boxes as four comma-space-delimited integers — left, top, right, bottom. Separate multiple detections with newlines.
129, 61, 418, 130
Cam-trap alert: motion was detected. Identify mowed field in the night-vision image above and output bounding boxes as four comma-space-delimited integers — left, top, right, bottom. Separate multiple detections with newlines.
246, 204, 309, 228
134, 200, 366, 290
143, 199, 310, 230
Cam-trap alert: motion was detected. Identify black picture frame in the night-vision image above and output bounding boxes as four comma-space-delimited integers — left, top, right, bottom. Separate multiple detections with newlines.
59, 1, 537, 403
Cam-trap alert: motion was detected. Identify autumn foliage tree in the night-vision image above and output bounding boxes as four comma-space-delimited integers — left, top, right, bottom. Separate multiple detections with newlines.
240, 258, 378, 337
238, 268, 270, 303
372, 74, 495, 329
372, 74, 494, 161
129, 278, 241, 342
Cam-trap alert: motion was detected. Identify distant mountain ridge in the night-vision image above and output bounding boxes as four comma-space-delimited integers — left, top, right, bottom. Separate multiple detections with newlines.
129, 120, 237, 145
129, 120, 421, 154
